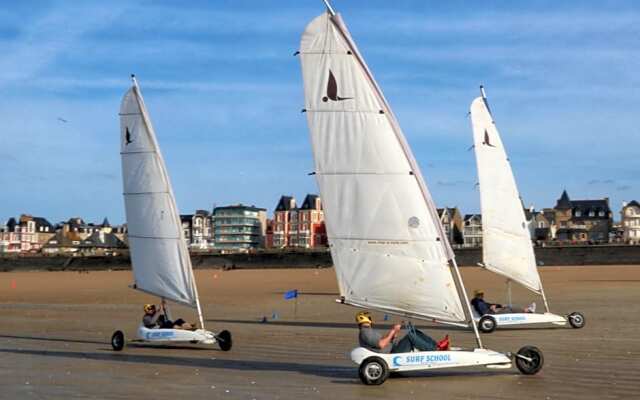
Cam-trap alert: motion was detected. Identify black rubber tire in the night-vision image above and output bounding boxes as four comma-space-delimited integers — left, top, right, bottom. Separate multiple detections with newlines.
568, 312, 585, 329
111, 330, 125, 351
478, 315, 497, 333
216, 330, 232, 351
515, 346, 544, 375
358, 357, 389, 385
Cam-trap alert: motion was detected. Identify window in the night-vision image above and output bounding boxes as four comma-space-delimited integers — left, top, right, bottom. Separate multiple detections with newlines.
598, 211, 605, 217
575, 210, 581, 217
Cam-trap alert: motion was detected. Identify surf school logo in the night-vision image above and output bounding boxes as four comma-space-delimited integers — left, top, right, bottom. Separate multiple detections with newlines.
125, 127, 133, 145
392, 354, 452, 367
322, 70, 353, 102
498, 315, 526, 322
146, 331, 175, 340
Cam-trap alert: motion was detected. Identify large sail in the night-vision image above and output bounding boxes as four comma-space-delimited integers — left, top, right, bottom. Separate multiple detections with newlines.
299, 12, 466, 324
470, 95, 542, 293
119, 80, 198, 307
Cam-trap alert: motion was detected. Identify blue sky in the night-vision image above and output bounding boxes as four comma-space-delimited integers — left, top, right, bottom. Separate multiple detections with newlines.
0, 0, 638, 224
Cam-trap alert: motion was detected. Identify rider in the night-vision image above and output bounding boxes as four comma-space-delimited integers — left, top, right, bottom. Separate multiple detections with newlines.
356, 311, 449, 353
471, 289, 536, 315
142, 304, 194, 330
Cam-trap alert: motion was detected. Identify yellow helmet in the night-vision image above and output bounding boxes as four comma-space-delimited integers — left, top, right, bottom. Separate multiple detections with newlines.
355, 311, 372, 325
143, 304, 156, 312
473, 289, 484, 297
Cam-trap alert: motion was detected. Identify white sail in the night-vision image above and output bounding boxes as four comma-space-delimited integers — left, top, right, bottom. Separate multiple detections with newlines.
299, 12, 466, 324
470, 95, 542, 293
119, 80, 198, 307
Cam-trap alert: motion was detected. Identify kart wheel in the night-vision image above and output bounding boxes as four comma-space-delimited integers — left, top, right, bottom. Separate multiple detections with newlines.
515, 346, 544, 375
478, 315, 497, 333
216, 330, 232, 351
568, 312, 585, 329
358, 357, 389, 385
111, 330, 125, 351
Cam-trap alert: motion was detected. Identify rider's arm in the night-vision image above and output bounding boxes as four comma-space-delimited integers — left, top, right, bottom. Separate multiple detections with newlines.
378, 324, 401, 349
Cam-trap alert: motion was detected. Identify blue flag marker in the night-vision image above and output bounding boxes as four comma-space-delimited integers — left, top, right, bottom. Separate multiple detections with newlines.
384, 314, 389, 321
284, 289, 298, 300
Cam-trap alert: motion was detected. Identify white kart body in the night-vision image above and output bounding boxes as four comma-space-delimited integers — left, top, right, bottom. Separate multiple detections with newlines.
474, 312, 567, 327
136, 325, 216, 344
351, 347, 512, 373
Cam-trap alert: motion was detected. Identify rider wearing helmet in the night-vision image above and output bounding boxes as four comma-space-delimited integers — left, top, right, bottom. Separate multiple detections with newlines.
356, 311, 449, 353
471, 289, 536, 315
142, 304, 193, 330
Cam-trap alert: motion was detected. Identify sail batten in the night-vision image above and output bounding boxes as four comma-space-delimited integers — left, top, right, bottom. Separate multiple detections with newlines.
470, 96, 542, 294
119, 82, 199, 308
300, 12, 466, 324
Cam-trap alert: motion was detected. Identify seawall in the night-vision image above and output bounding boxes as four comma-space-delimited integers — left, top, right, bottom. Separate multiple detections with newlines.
1, 245, 639, 271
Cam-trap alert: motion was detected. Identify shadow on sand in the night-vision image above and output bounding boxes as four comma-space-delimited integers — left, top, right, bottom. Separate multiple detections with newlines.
0, 334, 106, 346
0, 347, 515, 383
0, 347, 354, 380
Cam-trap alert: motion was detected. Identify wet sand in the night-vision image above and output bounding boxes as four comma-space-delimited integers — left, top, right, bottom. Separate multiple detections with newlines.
1, 266, 639, 399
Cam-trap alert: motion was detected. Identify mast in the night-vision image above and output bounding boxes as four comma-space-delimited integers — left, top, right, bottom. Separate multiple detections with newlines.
301, 4, 474, 332
126, 75, 205, 327
450, 258, 484, 348
326, 8, 482, 347
322, 0, 336, 16
470, 85, 545, 299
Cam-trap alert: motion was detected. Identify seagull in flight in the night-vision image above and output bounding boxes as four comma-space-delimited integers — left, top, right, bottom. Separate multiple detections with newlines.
57, 117, 68, 123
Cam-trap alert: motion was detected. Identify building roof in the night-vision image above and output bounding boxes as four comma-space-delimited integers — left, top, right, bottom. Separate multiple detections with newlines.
554, 190, 611, 218
556, 190, 571, 209
43, 231, 84, 248
300, 194, 321, 210
214, 204, 266, 212
275, 196, 296, 211
195, 209, 211, 216
624, 200, 640, 209
80, 231, 127, 248
464, 214, 481, 222
101, 217, 111, 227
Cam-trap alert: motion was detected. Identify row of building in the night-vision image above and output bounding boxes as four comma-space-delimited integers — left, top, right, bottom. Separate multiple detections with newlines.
2, 190, 640, 255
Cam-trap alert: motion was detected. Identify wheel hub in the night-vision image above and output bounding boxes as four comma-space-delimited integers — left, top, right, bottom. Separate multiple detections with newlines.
365, 363, 382, 379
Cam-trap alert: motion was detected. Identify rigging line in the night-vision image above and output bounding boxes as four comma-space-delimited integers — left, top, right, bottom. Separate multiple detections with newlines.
118, 112, 143, 116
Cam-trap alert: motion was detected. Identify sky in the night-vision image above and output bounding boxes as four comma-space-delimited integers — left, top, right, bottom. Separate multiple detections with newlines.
0, 0, 638, 225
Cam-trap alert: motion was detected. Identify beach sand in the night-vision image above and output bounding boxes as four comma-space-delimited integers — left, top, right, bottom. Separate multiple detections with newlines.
1, 265, 639, 399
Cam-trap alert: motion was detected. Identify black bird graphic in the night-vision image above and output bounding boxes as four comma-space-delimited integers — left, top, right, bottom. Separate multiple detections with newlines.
322, 70, 353, 102
125, 127, 133, 145
482, 129, 496, 147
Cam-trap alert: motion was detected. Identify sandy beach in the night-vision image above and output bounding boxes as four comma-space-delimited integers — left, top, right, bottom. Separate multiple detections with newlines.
1, 265, 639, 399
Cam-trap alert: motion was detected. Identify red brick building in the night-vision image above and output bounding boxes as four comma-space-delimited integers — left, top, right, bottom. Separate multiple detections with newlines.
270, 194, 327, 249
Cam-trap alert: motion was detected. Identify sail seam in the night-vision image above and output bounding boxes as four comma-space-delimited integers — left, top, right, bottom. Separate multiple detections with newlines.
316, 172, 410, 176
124, 192, 171, 195
128, 235, 181, 240
304, 109, 382, 114
329, 237, 436, 242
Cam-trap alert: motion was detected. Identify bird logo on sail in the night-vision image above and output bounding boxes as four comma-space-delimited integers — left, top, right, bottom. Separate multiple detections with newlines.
322, 70, 353, 102
482, 130, 496, 147
125, 127, 133, 145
